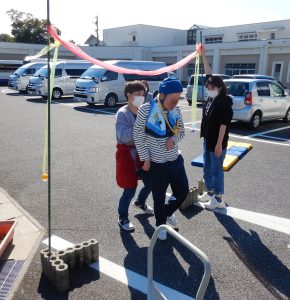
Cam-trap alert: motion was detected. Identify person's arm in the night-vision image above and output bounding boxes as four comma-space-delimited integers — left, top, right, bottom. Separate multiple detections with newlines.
215, 125, 226, 157
115, 112, 133, 144
200, 44, 212, 76
133, 105, 151, 170
215, 99, 233, 157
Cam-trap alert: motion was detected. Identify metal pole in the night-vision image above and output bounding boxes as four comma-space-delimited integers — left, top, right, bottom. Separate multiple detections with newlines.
46, 0, 52, 255
200, 31, 205, 105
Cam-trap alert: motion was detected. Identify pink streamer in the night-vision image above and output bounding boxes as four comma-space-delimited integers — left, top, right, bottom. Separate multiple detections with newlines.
48, 26, 198, 76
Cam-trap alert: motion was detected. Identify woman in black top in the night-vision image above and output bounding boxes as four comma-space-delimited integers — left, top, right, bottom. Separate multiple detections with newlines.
198, 45, 233, 209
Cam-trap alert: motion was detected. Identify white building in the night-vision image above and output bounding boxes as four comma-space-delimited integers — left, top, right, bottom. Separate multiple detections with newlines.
1, 20, 290, 86
103, 24, 186, 47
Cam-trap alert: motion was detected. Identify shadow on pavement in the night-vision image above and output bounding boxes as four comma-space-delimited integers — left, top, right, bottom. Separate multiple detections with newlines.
215, 213, 290, 299
119, 214, 220, 300
37, 264, 100, 300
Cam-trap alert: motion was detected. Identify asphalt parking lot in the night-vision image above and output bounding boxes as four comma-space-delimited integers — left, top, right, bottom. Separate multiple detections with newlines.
0, 87, 290, 300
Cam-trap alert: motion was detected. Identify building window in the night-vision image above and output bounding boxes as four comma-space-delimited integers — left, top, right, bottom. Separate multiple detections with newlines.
238, 33, 258, 42
187, 30, 196, 45
132, 35, 136, 42
204, 36, 223, 44
271, 62, 283, 81
271, 32, 276, 40
225, 63, 256, 76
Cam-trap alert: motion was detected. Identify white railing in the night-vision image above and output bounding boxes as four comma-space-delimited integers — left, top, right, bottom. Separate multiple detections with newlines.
147, 225, 211, 300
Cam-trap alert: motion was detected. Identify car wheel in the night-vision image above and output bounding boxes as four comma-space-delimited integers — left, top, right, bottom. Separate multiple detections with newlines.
249, 112, 261, 130
52, 88, 62, 100
283, 108, 290, 123
104, 94, 117, 107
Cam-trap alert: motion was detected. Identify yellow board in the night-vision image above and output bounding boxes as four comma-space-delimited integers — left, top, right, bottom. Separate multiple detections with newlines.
227, 141, 253, 150
223, 155, 239, 171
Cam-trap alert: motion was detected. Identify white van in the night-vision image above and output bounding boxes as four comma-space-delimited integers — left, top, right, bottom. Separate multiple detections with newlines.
28, 60, 92, 99
73, 60, 168, 107
8, 62, 46, 93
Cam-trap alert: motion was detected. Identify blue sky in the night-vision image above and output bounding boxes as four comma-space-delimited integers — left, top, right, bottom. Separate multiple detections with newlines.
0, 0, 289, 44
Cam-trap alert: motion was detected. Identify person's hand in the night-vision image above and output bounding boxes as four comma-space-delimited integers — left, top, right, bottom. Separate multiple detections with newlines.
199, 44, 206, 56
215, 143, 223, 158
166, 137, 175, 151
142, 159, 151, 171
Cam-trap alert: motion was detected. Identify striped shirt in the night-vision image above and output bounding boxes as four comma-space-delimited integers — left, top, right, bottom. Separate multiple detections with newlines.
133, 102, 185, 163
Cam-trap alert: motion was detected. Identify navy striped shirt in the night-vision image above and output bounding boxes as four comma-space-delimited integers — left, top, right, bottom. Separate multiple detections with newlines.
133, 102, 185, 163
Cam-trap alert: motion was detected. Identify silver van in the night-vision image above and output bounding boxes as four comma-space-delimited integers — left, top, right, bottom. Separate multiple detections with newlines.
74, 60, 168, 107
8, 62, 46, 93
224, 79, 290, 129
28, 60, 92, 99
186, 74, 230, 104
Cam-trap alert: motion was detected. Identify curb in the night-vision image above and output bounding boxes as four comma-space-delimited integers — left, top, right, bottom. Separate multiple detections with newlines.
0, 187, 46, 300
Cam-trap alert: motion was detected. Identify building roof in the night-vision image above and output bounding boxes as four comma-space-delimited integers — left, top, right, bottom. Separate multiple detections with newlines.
104, 24, 185, 31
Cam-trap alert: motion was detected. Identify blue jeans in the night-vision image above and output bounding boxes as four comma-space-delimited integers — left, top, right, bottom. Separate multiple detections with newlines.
203, 142, 226, 195
118, 170, 151, 220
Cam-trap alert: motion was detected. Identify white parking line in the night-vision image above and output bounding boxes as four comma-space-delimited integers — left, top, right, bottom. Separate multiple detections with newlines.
195, 202, 290, 235
43, 235, 192, 300
258, 134, 289, 141
184, 126, 290, 147
247, 126, 290, 138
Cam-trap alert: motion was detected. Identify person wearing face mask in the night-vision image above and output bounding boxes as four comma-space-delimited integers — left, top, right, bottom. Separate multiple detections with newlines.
133, 78, 189, 240
115, 81, 153, 232
198, 45, 233, 210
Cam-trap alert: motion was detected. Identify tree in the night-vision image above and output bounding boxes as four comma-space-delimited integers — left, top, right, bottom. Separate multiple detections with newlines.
0, 33, 15, 42
6, 9, 47, 44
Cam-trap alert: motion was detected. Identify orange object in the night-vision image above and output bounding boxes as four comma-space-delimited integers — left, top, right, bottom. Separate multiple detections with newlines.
0, 220, 17, 258
41, 173, 49, 181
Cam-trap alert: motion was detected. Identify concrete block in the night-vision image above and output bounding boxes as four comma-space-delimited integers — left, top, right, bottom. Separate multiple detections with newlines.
56, 249, 67, 264
74, 244, 84, 269
66, 247, 75, 269
180, 187, 199, 210
82, 241, 92, 265
198, 180, 206, 195
89, 239, 99, 263
55, 263, 70, 292
51, 259, 64, 287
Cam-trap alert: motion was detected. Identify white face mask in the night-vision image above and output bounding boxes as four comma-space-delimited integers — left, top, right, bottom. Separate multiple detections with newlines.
207, 90, 219, 98
132, 95, 145, 107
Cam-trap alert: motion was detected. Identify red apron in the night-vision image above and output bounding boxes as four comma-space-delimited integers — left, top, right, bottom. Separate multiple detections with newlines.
116, 144, 143, 189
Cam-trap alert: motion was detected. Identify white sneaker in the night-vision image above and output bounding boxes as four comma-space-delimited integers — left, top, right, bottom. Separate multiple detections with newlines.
204, 197, 226, 210
167, 214, 178, 227
134, 201, 154, 215
165, 194, 176, 205
158, 230, 167, 240
198, 193, 213, 203
118, 218, 134, 232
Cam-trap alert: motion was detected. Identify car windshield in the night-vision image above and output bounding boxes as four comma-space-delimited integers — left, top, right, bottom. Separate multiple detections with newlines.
13, 67, 27, 75
225, 82, 249, 96
80, 68, 105, 79
34, 68, 48, 77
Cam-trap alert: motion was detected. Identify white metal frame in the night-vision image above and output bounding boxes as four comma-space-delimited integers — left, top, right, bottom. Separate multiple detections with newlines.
147, 225, 211, 300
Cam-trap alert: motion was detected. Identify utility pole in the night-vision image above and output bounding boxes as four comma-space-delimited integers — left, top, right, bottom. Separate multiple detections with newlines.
94, 16, 99, 46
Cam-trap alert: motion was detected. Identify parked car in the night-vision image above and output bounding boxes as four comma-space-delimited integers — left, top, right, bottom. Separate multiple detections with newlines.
224, 79, 290, 129
233, 74, 289, 95
28, 60, 92, 100
8, 62, 46, 93
186, 74, 230, 104
74, 60, 168, 107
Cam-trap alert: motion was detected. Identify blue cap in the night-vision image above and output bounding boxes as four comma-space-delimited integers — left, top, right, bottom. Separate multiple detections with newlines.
158, 78, 183, 97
